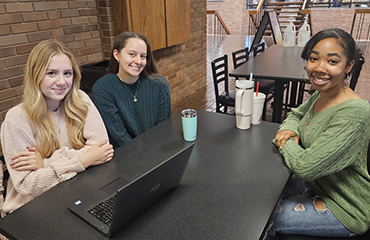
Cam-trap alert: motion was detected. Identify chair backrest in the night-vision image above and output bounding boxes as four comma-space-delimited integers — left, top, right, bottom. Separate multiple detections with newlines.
349, 52, 365, 91
252, 42, 265, 57
211, 54, 229, 99
232, 47, 249, 70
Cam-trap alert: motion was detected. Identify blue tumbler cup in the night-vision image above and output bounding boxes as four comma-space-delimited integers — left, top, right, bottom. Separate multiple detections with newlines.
181, 109, 197, 141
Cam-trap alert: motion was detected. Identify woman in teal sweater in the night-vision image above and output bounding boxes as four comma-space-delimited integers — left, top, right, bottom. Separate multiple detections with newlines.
267, 28, 370, 238
92, 31, 171, 149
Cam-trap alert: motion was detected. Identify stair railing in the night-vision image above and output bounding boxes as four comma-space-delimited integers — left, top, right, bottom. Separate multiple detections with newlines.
207, 10, 231, 35
351, 9, 370, 41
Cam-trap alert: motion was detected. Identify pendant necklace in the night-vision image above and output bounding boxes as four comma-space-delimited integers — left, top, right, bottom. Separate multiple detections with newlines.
306, 85, 346, 126
117, 74, 140, 103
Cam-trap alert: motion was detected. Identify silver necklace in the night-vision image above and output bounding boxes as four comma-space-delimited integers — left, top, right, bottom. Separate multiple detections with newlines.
306, 85, 345, 126
117, 74, 140, 102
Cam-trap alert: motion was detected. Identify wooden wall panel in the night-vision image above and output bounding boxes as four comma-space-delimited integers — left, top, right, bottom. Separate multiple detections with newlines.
165, 0, 191, 47
113, 0, 131, 34
130, 0, 166, 50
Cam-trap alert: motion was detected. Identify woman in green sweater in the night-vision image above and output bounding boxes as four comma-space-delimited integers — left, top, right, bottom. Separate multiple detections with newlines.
267, 28, 370, 238
92, 31, 171, 149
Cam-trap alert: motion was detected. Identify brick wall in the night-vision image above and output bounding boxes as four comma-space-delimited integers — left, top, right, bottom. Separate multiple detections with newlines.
0, 0, 207, 156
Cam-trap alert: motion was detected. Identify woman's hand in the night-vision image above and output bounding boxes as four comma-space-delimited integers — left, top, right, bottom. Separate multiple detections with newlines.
79, 140, 114, 169
275, 130, 299, 149
10, 147, 44, 171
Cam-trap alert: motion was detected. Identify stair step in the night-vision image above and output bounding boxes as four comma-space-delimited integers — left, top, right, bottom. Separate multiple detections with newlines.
266, 1, 305, 5
267, 5, 302, 8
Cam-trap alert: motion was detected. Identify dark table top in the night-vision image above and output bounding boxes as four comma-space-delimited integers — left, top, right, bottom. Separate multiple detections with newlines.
0, 111, 291, 240
229, 44, 308, 82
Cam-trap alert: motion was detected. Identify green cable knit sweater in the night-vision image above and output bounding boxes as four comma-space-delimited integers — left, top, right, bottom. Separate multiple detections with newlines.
276, 91, 370, 235
92, 74, 171, 149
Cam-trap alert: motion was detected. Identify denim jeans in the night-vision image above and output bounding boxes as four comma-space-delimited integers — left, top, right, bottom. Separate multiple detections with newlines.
266, 177, 355, 238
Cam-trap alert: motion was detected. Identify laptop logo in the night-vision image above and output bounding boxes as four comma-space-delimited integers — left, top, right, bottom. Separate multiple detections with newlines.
74, 200, 82, 206
151, 183, 161, 193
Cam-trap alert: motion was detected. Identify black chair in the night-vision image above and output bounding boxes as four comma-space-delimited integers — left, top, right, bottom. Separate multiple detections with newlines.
349, 52, 365, 91
250, 43, 277, 120
276, 141, 370, 240
211, 54, 235, 114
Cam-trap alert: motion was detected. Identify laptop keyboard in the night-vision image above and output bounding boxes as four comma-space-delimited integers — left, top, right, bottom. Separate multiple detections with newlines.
87, 196, 116, 226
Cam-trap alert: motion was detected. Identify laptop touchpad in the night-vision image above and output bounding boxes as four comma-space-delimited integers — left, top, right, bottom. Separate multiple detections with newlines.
99, 177, 131, 196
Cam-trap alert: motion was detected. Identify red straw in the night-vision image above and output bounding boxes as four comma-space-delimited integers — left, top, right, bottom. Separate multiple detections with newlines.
256, 81, 259, 96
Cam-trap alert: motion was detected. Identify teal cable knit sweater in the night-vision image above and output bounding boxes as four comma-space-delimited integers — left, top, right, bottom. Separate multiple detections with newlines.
92, 74, 171, 149
276, 91, 370, 235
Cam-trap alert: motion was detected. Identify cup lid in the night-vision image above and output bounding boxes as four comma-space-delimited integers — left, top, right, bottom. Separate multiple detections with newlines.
236, 79, 254, 89
181, 109, 197, 118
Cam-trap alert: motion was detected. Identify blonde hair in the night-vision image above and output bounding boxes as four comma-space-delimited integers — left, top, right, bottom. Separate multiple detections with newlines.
23, 39, 88, 157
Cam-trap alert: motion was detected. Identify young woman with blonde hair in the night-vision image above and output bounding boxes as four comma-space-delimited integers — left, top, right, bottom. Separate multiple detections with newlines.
0, 39, 114, 215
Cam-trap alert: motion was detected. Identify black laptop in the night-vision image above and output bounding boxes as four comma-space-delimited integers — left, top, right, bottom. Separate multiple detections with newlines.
68, 143, 194, 237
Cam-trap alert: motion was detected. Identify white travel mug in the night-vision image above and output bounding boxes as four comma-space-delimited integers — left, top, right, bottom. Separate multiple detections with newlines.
235, 80, 254, 130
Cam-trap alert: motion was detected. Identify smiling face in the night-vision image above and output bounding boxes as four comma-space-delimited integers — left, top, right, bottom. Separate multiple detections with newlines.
40, 53, 73, 111
305, 37, 354, 94
113, 37, 147, 84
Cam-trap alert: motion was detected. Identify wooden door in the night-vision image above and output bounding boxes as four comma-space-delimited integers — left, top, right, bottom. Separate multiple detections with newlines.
165, 0, 191, 47
130, 0, 166, 50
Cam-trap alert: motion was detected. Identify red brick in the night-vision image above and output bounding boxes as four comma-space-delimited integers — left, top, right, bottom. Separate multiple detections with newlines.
22, 12, 48, 22
0, 4, 5, 14
63, 26, 83, 35
82, 24, 98, 32
47, 11, 59, 20
4, 55, 27, 67
74, 32, 91, 41
0, 66, 22, 80
86, 1, 97, 8
9, 75, 24, 88
59, 18, 72, 27
0, 25, 10, 36
5, 3, 33, 13
56, 1, 68, 9
0, 13, 22, 25
0, 80, 10, 91
11, 23, 38, 34
68, 1, 86, 9
60, 9, 79, 18
33, 2, 56, 12
61, 35, 74, 43
27, 31, 52, 42
15, 43, 38, 54
37, 20, 59, 30
76, 47, 94, 56
0, 86, 23, 102
0, 99, 15, 113
0, 34, 28, 47
80, 8, 97, 16
72, 17, 89, 26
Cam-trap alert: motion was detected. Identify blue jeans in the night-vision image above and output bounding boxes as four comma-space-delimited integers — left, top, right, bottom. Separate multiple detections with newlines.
266, 177, 355, 238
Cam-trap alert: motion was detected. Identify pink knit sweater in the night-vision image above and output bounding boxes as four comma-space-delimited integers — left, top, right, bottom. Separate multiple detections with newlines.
0, 90, 109, 213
